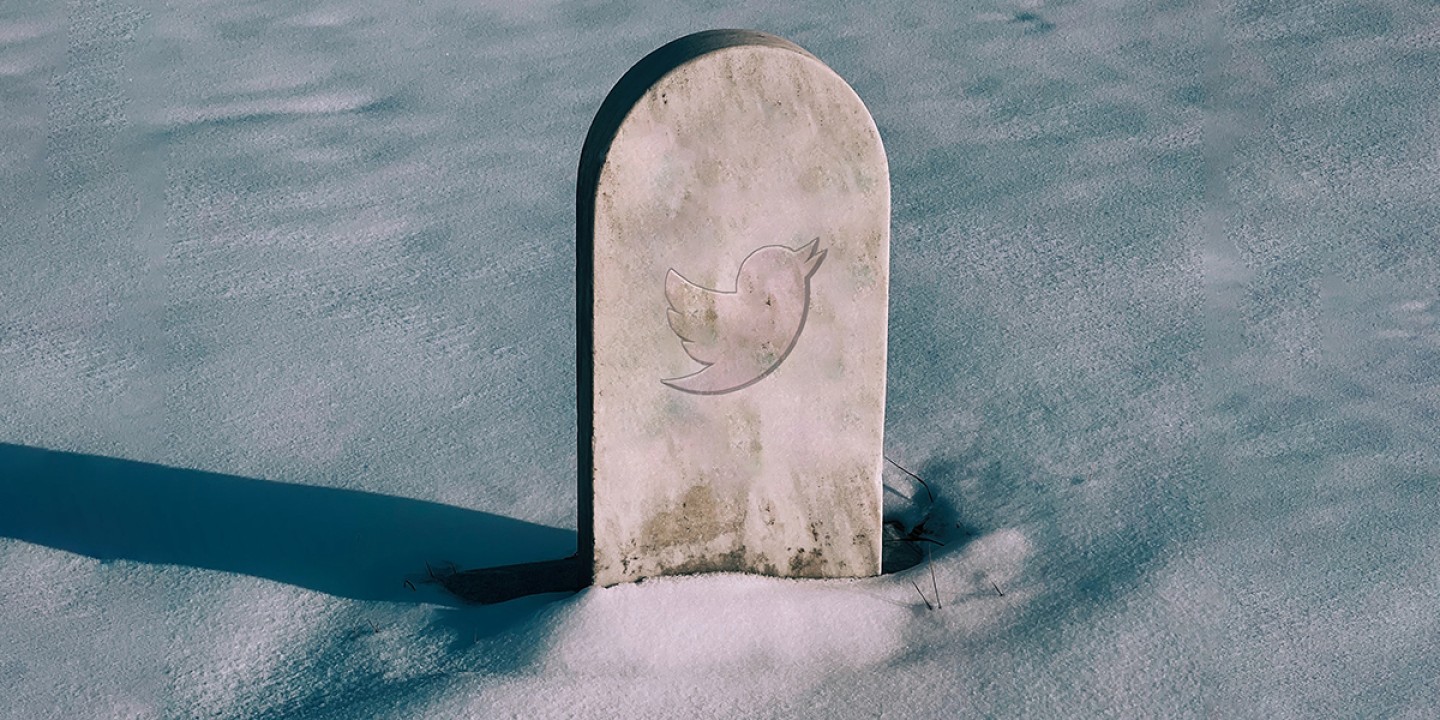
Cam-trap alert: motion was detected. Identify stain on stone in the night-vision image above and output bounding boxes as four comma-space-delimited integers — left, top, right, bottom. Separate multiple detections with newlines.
789, 547, 825, 577
799, 165, 830, 193
634, 483, 764, 578
851, 256, 877, 290
755, 552, 780, 576
659, 546, 747, 576
643, 484, 731, 548
852, 166, 877, 192
760, 501, 777, 527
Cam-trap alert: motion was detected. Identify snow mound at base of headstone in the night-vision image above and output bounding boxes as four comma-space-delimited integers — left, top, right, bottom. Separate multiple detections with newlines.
424, 527, 1033, 717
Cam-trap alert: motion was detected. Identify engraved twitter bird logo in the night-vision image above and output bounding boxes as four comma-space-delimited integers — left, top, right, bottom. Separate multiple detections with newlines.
662, 238, 827, 395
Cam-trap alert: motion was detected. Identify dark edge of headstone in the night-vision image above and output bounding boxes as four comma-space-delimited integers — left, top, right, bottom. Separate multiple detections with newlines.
436, 555, 588, 605
574, 30, 816, 588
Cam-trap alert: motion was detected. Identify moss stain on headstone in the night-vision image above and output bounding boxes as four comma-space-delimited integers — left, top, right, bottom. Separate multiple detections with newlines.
642, 483, 730, 547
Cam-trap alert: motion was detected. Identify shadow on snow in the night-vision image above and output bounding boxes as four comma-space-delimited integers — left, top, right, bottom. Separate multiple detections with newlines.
0, 442, 576, 606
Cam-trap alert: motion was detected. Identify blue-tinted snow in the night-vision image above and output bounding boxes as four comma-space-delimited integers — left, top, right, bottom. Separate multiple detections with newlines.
1, 0, 1437, 717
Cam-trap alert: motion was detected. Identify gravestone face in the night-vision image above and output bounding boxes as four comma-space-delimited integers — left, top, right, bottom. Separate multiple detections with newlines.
577, 30, 889, 587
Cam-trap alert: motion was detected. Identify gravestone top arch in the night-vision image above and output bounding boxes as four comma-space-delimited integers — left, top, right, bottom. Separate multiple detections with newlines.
578, 30, 889, 587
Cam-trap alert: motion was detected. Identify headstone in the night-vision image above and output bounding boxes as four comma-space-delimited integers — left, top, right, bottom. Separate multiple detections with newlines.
577, 30, 889, 587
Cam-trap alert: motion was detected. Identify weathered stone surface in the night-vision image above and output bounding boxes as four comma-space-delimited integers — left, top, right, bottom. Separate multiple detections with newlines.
578, 30, 889, 587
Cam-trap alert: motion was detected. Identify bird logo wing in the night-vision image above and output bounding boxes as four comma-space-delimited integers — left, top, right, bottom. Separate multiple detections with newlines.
664, 268, 730, 367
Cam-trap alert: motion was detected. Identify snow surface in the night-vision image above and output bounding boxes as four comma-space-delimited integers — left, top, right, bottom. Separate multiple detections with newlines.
3, 0, 1438, 717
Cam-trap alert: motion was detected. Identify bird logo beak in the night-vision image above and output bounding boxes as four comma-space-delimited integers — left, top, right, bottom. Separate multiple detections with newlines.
798, 238, 826, 278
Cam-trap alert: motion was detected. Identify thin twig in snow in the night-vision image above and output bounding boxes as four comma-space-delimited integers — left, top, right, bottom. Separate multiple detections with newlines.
909, 578, 934, 610
884, 455, 935, 503
927, 545, 942, 610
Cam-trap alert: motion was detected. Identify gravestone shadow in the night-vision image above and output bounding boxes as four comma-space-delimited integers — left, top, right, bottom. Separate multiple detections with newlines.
0, 442, 577, 606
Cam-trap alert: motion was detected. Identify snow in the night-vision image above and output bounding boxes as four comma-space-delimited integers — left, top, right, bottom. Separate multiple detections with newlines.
2, 0, 1438, 717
